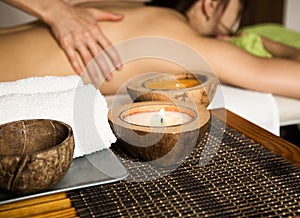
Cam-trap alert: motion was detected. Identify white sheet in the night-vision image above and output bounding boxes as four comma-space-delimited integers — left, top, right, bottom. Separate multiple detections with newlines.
274, 95, 300, 126
209, 85, 280, 136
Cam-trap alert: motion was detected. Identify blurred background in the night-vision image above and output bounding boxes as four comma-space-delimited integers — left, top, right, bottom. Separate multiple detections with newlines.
240, 0, 300, 32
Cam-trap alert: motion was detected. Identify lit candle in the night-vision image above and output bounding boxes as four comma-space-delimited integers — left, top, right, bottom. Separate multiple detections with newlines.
123, 108, 192, 127
150, 108, 166, 126
144, 78, 200, 90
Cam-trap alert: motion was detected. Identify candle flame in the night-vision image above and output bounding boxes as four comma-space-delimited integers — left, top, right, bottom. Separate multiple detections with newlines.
159, 108, 165, 124
159, 108, 165, 115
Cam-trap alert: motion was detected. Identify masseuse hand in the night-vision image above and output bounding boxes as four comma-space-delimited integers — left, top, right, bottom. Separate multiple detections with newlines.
4, 0, 123, 86
46, 3, 124, 85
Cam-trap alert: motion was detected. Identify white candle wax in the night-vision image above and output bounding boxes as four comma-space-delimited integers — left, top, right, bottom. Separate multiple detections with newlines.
123, 108, 192, 127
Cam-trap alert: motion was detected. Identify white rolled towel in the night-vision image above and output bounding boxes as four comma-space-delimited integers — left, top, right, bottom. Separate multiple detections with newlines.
0, 75, 83, 95
0, 76, 116, 158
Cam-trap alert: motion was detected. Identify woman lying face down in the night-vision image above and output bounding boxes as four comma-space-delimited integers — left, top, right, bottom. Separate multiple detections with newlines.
0, 0, 300, 99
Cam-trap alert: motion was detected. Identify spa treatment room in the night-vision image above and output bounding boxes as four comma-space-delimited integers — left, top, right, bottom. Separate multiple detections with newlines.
0, 0, 300, 217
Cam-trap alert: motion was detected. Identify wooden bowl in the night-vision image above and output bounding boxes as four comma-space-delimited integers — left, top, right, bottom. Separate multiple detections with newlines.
127, 71, 218, 107
108, 101, 210, 166
0, 119, 74, 195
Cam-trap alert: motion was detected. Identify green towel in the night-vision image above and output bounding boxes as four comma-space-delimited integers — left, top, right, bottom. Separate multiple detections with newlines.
229, 23, 300, 58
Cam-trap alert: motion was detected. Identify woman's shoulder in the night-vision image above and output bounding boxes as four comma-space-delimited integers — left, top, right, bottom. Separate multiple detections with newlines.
102, 5, 199, 39
108, 4, 188, 24
134, 6, 200, 37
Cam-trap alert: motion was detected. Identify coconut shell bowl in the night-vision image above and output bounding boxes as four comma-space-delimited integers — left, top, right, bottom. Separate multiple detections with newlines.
126, 71, 218, 108
0, 119, 74, 195
108, 101, 210, 167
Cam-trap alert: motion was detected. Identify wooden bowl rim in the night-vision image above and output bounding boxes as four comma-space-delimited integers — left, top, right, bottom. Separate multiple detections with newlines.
0, 119, 73, 157
108, 101, 210, 133
127, 71, 216, 93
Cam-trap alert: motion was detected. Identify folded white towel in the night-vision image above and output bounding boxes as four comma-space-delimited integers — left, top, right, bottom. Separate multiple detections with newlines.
0, 75, 83, 95
0, 76, 116, 158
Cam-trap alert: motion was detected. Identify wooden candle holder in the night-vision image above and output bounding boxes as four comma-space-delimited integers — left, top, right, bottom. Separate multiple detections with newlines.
127, 71, 218, 108
108, 101, 210, 167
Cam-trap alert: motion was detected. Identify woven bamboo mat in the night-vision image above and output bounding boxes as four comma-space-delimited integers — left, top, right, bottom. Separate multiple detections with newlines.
68, 117, 300, 217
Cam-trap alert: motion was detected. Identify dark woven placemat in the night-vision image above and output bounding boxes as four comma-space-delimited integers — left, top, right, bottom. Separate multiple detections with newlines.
68, 117, 300, 217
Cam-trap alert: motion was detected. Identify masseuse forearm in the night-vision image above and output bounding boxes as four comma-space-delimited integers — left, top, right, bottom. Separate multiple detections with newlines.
3, 0, 69, 23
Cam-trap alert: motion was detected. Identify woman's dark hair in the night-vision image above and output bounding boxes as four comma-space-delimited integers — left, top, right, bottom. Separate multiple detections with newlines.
146, 0, 248, 15
146, 0, 198, 15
